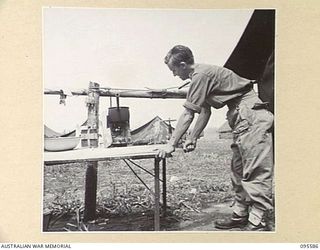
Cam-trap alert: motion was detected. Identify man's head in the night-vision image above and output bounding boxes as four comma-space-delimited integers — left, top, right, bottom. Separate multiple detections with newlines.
164, 45, 194, 81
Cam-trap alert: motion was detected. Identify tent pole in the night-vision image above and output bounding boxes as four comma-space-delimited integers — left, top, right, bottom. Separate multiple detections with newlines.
44, 88, 187, 99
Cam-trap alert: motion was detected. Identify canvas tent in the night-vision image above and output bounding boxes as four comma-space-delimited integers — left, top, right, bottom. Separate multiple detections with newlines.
44, 124, 76, 138
45, 117, 172, 146
44, 125, 62, 138
44, 120, 87, 138
217, 122, 233, 139
224, 9, 275, 114
130, 116, 172, 145
224, 9, 275, 147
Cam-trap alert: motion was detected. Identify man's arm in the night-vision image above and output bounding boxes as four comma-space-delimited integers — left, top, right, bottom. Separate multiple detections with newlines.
190, 106, 211, 140
184, 106, 211, 152
157, 108, 194, 158
169, 108, 195, 147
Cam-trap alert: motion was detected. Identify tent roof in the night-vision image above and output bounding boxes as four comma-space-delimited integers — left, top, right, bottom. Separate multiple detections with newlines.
44, 120, 87, 138
44, 125, 62, 138
130, 116, 173, 145
131, 116, 171, 135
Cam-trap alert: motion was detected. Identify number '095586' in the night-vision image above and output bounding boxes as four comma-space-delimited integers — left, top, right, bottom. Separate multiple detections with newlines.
300, 244, 319, 248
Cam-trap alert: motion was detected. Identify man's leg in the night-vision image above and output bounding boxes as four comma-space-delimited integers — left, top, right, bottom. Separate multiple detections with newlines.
235, 105, 274, 230
239, 129, 274, 229
214, 142, 249, 229
230, 142, 250, 217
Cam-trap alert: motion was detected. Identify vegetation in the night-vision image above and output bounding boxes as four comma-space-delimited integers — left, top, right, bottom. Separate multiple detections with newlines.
43, 132, 274, 231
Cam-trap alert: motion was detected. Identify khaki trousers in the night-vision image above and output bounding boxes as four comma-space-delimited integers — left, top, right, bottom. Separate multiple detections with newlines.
226, 90, 274, 226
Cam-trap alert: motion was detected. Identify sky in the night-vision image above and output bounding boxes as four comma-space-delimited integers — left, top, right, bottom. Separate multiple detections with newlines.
43, 8, 253, 133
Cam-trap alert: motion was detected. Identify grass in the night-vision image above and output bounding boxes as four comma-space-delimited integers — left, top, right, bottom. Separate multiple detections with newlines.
43, 134, 274, 231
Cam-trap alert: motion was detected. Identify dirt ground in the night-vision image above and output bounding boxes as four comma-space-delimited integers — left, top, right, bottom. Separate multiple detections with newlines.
43, 130, 275, 232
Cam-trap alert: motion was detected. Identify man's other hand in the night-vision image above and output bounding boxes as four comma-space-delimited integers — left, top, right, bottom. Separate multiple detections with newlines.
156, 144, 175, 159
183, 139, 197, 153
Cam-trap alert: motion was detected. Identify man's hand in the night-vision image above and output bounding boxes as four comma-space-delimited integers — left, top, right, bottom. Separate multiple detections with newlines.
183, 139, 197, 153
156, 144, 175, 159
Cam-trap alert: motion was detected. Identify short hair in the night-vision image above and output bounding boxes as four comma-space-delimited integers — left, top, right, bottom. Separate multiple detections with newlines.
164, 45, 194, 66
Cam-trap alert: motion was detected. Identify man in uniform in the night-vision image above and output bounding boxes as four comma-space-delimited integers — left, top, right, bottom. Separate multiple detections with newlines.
157, 45, 274, 231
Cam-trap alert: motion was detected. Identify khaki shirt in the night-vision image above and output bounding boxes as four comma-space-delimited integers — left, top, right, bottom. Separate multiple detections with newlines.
183, 64, 253, 113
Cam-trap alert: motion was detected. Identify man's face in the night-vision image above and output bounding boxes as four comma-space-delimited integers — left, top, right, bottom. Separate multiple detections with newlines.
167, 59, 190, 81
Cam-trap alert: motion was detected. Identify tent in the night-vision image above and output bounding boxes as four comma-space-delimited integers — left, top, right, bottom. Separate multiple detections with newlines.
217, 122, 233, 139
45, 116, 172, 146
224, 9, 275, 114
44, 120, 87, 138
224, 10, 275, 147
130, 116, 172, 145
44, 125, 62, 138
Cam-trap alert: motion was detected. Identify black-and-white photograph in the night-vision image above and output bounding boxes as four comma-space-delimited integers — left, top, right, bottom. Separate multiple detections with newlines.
43, 8, 275, 232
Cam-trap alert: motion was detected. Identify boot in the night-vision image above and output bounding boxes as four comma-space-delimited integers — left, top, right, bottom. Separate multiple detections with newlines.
243, 221, 268, 231
215, 213, 248, 229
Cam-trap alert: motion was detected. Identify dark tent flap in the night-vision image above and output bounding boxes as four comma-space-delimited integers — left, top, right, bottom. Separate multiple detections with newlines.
224, 9, 275, 113
224, 10, 275, 81
258, 51, 274, 113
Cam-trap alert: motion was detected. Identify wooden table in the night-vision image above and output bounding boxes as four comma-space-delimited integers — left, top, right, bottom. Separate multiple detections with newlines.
44, 144, 170, 231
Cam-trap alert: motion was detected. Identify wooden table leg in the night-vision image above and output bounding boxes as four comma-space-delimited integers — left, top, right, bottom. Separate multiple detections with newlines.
162, 158, 167, 216
83, 81, 100, 222
154, 158, 160, 231
84, 161, 98, 222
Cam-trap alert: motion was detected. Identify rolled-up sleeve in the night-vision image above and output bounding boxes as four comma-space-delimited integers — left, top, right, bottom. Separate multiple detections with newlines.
183, 73, 211, 113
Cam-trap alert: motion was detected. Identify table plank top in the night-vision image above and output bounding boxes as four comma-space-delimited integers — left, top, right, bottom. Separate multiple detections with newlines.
44, 144, 170, 165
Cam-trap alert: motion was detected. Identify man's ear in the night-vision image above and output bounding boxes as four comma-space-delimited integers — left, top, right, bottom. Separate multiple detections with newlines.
179, 62, 188, 69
